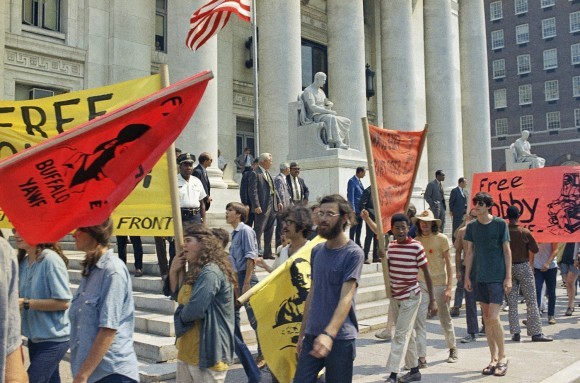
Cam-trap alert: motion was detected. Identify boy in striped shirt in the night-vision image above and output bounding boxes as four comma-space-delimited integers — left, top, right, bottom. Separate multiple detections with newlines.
385, 213, 437, 383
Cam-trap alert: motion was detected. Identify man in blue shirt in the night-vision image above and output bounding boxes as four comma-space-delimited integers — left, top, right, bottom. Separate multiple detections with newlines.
347, 167, 365, 249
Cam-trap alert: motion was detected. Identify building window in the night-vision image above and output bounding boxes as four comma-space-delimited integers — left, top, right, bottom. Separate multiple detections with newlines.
494, 88, 507, 109
515, 0, 528, 15
516, 24, 529, 44
542, 18, 557, 39
571, 11, 580, 33
546, 111, 560, 130
302, 40, 328, 92
544, 80, 559, 101
572, 43, 580, 65
575, 109, 580, 127
520, 115, 533, 131
519, 84, 532, 105
573, 76, 580, 97
490, 1, 503, 21
543, 49, 558, 70
541, 0, 555, 7
517, 54, 531, 74
491, 30, 504, 50
22, 0, 60, 31
155, 0, 167, 52
492, 59, 506, 79
495, 118, 508, 136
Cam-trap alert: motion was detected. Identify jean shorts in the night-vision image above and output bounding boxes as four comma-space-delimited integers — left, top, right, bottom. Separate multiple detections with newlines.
475, 282, 504, 305
559, 262, 580, 275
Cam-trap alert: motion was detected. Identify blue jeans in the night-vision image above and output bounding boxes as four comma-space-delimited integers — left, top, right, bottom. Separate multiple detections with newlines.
234, 320, 261, 383
294, 335, 356, 383
95, 374, 138, 383
535, 267, 557, 317
27, 339, 69, 383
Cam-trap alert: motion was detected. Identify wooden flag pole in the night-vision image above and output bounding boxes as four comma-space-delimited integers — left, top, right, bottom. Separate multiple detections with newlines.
361, 117, 391, 298
403, 124, 429, 214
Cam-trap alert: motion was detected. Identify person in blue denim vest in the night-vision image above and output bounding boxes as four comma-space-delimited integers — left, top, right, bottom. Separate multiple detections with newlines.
13, 229, 71, 383
69, 218, 139, 383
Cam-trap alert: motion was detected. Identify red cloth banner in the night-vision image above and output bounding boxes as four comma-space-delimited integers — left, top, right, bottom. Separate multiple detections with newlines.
369, 125, 425, 233
471, 166, 580, 243
0, 71, 212, 244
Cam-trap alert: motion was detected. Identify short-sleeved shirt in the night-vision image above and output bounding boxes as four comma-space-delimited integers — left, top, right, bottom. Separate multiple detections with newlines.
388, 238, 428, 300
69, 249, 139, 383
19, 249, 72, 342
305, 240, 364, 340
464, 217, 510, 283
508, 224, 538, 264
177, 173, 207, 209
534, 243, 557, 270
229, 222, 258, 273
416, 233, 450, 286
0, 237, 21, 383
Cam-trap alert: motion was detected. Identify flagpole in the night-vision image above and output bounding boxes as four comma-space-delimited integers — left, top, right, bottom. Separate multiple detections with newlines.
361, 117, 391, 299
404, 124, 428, 214
160, 64, 184, 258
251, 0, 260, 153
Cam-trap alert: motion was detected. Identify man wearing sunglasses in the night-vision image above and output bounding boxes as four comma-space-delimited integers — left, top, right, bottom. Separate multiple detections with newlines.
463, 192, 512, 377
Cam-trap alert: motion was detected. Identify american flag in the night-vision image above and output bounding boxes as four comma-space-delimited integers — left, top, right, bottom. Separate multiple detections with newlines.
186, 0, 251, 51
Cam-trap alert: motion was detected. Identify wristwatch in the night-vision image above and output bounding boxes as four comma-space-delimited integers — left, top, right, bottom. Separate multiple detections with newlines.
23, 298, 30, 310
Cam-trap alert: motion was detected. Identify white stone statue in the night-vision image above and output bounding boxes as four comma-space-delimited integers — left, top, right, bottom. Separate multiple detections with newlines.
301, 72, 351, 149
513, 130, 545, 168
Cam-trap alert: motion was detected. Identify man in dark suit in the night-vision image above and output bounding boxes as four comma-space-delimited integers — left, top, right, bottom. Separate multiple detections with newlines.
239, 158, 259, 227
347, 167, 366, 246
192, 151, 212, 211
248, 153, 282, 259
449, 177, 468, 242
424, 169, 447, 231
286, 162, 309, 206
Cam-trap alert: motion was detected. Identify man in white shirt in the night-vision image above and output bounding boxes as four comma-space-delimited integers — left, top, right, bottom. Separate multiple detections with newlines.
176, 153, 207, 224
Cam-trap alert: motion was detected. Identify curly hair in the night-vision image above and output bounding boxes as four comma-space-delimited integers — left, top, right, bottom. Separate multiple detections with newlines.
277, 205, 313, 238
183, 224, 237, 287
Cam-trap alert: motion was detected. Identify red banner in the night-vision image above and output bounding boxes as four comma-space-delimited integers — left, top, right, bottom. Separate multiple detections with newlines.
369, 125, 425, 233
471, 166, 580, 243
0, 71, 212, 244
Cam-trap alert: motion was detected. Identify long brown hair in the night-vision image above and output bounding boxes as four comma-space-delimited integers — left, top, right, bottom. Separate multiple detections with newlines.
183, 224, 237, 287
79, 217, 114, 276
17, 243, 68, 267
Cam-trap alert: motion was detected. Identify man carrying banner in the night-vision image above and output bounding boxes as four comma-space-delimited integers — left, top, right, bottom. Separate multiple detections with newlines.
294, 194, 364, 383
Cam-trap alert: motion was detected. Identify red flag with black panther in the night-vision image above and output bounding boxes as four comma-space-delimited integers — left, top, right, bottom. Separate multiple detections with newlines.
0, 71, 212, 244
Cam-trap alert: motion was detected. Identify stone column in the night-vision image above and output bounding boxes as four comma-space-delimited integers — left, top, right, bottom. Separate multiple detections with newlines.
327, 0, 366, 152
257, 0, 302, 162
381, 0, 416, 131
168, 0, 226, 189
423, 0, 463, 186
459, 0, 492, 180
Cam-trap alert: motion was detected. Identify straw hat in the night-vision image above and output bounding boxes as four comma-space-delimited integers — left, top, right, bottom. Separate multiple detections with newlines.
412, 210, 441, 228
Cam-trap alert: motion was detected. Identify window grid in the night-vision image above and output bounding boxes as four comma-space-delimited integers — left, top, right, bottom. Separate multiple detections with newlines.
545, 80, 559, 101
515, 0, 528, 15
494, 88, 507, 109
575, 109, 580, 127
516, 24, 529, 44
572, 43, 580, 65
520, 115, 533, 131
573, 76, 580, 97
543, 49, 558, 70
155, 0, 167, 52
22, 0, 61, 31
492, 59, 506, 78
519, 84, 532, 105
546, 111, 560, 130
495, 118, 508, 136
491, 30, 504, 50
571, 12, 580, 33
542, 18, 557, 39
541, 0, 555, 7
517, 54, 531, 74
490, 1, 503, 21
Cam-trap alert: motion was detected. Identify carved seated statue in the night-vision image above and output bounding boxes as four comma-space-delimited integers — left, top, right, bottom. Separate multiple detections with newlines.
513, 130, 545, 169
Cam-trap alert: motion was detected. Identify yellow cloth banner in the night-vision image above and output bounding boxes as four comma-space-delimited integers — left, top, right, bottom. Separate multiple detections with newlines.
0, 75, 174, 236
249, 236, 326, 383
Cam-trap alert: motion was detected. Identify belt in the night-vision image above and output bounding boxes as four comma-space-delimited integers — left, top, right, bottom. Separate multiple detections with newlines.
513, 261, 529, 265
181, 207, 200, 215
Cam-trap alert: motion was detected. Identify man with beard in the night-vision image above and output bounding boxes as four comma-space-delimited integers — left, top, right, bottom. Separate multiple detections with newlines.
295, 194, 364, 383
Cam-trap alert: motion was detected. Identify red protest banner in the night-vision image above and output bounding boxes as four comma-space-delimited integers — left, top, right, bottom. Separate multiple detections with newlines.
0, 71, 212, 244
471, 166, 580, 243
369, 125, 425, 233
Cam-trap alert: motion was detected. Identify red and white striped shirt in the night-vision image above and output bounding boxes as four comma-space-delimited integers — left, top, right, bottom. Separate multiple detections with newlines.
388, 237, 428, 300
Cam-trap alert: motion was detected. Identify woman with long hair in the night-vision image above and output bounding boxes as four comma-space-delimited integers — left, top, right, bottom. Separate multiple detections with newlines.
170, 224, 236, 383
13, 230, 71, 383
69, 217, 139, 383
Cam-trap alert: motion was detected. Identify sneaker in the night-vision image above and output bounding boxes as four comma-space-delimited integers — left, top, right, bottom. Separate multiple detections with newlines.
511, 333, 520, 342
565, 307, 574, 316
548, 316, 556, 325
375, 328, 392, 341
256, 356, 266, 369
531, 333, 553, 342
447, 348, 458, 363
398, 371, 422, 383
460, 334, 476, 343
450, 307, 460, 317
134, 269, 144, 277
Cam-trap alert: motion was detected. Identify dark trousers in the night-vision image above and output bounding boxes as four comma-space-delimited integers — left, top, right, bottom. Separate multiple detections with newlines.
116, 236, 143, 270
275, 215, 284, 249
27, 339, 69, 383
349, 214, 363, 246
294, 335, 356, 383
463, 267, 479, 335
254, 200, 276, 257
234, 319, 261, 383
95, 374, 138, 383
453, 263, 465, 308
363, 222, 377, 261
154, 237, 173, 277
535, 267, 558, 317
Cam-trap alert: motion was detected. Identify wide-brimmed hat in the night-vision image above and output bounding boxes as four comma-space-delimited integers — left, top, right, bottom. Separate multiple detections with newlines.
412, 210, 441, 228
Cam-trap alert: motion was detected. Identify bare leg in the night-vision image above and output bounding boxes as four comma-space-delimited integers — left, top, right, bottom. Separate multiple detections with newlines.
567, 271, 578, 309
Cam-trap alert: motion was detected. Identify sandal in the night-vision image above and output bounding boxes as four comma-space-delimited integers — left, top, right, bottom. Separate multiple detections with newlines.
494, 360, 509, 376
482, 364, 496, 375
